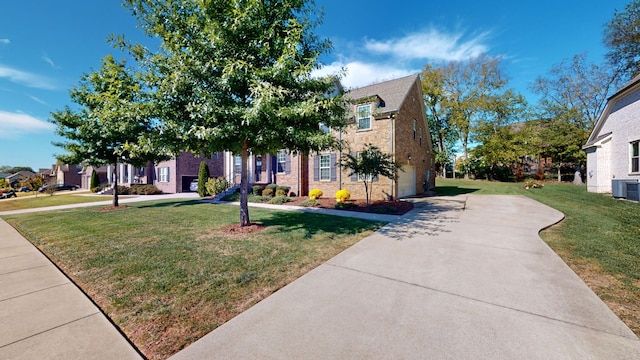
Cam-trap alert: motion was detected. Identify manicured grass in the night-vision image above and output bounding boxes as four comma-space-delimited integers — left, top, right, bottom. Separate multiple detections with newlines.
3, 200, 383, 359
436, 179, 640, 335
0, 192, 119, 211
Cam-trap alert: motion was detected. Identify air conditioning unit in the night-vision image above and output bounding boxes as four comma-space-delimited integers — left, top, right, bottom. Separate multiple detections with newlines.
612, 179, 640, 199
612, 179, 626, 198
627, 182, 640, 201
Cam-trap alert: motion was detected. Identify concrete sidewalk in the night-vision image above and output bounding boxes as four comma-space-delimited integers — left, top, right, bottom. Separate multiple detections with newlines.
0, 217, 142, 359
171, 195, 640, 359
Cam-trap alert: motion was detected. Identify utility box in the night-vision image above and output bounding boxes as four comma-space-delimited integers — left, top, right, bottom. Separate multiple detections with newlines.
627, 182, 640, 201
612, 179, 640, 199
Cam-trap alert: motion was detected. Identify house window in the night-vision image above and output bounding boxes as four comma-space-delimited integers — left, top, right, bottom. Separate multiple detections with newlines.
277, 150, 287, 173
632, 141, 640, 173
234, 155, 241, 174
413, 119, 417, 139
319, 154, 331, 180
357, 105, 371, 130
158, 167, 170, 182
357, 173, 373, 181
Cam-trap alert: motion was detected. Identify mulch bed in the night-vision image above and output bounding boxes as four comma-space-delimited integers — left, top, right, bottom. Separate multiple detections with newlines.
287, 197, 413, 215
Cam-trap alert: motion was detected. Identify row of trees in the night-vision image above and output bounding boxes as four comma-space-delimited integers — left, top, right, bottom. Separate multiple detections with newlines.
423, 1, 640, 181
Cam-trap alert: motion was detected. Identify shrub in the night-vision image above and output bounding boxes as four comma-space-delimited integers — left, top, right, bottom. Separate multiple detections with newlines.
197, 161, 210, 197
334, 202, 357, 210
90, 170, 99, 192
90, 187, 99, 193
117, 185, 130, 195
262, 188, 274, 197
269, 195, 294, 205
254, 196, 273, 203
265, 184, 278, 191
252, 185, 263, 196
335, 188, 350, 202
129, 184, 162, 195
275, 189, 287, 197
523, 179, 544, 190
206, 177, 230, 196
309, 188, 323, 200
276, 186, 290, 193
299, 199, 319, 207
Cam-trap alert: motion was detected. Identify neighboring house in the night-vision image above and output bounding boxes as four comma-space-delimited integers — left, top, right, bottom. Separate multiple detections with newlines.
105, 151, 225, 193
239, 74, 436, 200
51, 164, 82, 186
584, 74, 640, 194
5, 170, 36, 187
79, 166, 108, 190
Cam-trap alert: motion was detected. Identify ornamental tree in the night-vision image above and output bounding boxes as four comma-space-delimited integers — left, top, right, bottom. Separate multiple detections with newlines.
122, 0, 347, 226
341, 144, 401, 206
50, 55, 169, 207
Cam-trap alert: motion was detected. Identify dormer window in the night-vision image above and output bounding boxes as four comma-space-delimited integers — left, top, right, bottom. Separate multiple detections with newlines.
357, 105, 371, 130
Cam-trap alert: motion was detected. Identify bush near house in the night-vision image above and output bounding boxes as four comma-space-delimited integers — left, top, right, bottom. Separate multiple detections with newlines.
335, 189, 350, 202
252, 185, 263, 196
309, 189, 323, 200
262, 188, 274, 197
205, 177, 230, 196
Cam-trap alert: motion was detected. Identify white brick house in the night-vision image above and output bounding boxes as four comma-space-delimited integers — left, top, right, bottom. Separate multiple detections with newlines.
584, 75, 640, 193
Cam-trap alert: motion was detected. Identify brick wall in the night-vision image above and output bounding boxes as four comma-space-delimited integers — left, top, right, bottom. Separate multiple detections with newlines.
155, 151, 225, 193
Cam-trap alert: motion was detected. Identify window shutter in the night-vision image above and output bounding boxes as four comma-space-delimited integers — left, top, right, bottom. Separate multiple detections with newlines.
313, 156, 319, 181
330, 153, 337, 181
350, 152, 357, 182
285, 154, 291, 174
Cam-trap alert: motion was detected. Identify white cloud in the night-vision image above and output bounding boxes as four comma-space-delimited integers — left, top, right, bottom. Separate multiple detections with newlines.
42, 53, 56, 68
0, 39, 9, 45
364, 28, 490, 62
28, 95, 48, 105
315, 61, 417, 89
0, 64, 57, 90
0, 111, 54, 139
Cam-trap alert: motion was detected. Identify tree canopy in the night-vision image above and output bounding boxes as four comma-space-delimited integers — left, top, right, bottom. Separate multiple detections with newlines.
50, 54, 167, 206
121, 0, 347, 226
604, 0, 640, 80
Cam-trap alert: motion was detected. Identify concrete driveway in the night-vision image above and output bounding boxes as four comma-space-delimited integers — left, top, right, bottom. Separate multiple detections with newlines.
171, 195, 640, 359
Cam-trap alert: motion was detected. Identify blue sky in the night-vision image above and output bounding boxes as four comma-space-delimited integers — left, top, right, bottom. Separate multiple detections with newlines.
0, 0, 630, 171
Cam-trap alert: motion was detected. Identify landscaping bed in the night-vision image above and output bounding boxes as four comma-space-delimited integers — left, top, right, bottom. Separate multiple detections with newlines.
288, 197, 414, 215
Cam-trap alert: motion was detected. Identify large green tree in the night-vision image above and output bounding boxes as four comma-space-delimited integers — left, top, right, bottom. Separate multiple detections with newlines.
421, 64, 457, 178
604, 0, 640, 80
422, 55, 524, 179
50, 55, 167, 207
531, 53, 622, 181
121, 0, 347, 226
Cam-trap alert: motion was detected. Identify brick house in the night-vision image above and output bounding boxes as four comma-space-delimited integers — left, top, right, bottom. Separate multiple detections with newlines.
51, 164, 82, 186
102, 151, 225, 193
242, 74, 436, 200
584, 74, 640, 194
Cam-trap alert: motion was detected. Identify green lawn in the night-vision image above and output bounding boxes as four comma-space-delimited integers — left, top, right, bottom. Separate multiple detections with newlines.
436, 179, 640, 335
3, 200, 383, 359
0, 192, 116, 211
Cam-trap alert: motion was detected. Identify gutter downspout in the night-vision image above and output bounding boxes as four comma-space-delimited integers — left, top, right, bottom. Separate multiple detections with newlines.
389, 112, 395, 200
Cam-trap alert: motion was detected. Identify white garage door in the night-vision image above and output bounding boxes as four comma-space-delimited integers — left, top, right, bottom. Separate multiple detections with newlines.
397, 165, 416, 198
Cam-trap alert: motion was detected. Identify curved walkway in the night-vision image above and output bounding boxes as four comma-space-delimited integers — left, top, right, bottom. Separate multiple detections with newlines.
171, 195, 640, 359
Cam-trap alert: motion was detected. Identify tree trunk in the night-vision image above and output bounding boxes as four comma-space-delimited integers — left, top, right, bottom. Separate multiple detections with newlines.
112, 165, 119, 207
239, 140, 250, 226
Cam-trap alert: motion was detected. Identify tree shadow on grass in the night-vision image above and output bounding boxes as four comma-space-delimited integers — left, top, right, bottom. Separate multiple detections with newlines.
255, 210, 385, 238
434, 186, 479, 196
133, 199, 204, 209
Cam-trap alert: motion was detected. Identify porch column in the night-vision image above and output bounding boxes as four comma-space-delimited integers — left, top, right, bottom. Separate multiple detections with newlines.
119, 164, 125, 185
107, 165, 113, 185
128, 164, 134, 184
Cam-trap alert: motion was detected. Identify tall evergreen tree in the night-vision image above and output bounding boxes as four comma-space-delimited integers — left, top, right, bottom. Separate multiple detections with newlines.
197, 160, 210, 197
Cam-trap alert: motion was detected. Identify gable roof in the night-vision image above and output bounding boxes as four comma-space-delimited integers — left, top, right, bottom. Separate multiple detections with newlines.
586, 74, 640, 147
346, 74, 420, 115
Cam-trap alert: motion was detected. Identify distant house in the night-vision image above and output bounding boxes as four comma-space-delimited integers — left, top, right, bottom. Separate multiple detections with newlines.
104, 151, 225, 193
5, 170, 36, 187
234, 74, 436, 200
79, 166, 108, 190
51, 164, 82, 187
584, 74, 640, 194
